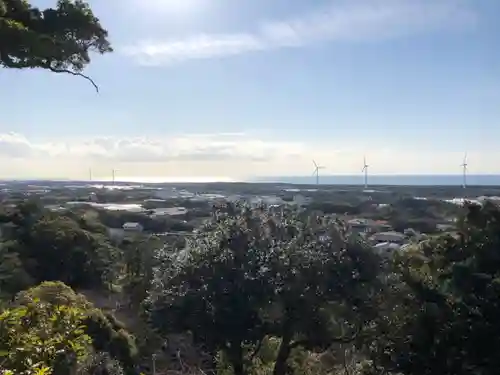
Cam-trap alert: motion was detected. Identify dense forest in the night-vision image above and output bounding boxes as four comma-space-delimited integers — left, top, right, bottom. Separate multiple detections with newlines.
1, 199, 500, 375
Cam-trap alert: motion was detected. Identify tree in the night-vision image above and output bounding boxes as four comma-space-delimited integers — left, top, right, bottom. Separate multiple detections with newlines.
0, 202, 120, 291
0, 0, 112, 91
11, 281, 139, 375
0, 294, 92, 375
122, 235, 162, 309
0, 241, 33, 298
367, 202, 500, 375
146, 205, 382, 375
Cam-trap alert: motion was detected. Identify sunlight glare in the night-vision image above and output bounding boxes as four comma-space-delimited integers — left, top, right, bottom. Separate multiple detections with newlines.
147, 0, 206, 15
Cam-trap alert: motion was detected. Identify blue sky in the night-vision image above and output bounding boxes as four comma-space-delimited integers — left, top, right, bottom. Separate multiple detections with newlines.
1, 0, 500, 180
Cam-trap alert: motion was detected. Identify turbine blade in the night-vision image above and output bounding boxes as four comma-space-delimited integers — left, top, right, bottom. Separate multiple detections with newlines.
312, 160, 318, 168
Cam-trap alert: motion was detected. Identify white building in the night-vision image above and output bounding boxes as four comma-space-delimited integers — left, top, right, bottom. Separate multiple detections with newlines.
370, 231, 406, 244
122, 222, 144, 232
373, 242, 401, 257
151, 207, 188, 217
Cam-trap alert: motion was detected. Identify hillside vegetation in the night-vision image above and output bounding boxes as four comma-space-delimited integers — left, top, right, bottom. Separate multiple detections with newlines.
1, 199, 500, 375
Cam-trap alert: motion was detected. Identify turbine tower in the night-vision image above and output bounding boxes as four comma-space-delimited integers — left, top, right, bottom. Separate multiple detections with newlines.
89, 168, 92, 181
362, 156, 369, 189
461, 153, 468, 189
312, 160, 325, 185
112, 169, 116, 184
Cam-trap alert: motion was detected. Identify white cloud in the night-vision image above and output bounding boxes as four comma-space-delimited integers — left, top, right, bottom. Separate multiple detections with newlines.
0, 132, 498, 180
122, 0, 476, 66
0, 132, 305, 163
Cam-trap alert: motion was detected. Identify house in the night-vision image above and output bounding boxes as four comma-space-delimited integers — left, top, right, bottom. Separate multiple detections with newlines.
122, 222, 144, 232
348, 218, 373, 234
348, 218, 391, 234
262, 196, 285, 206
437, 223, 455, 232
373, 242, 401, 257
370, 231, 406, 244
151, 207, 188, 217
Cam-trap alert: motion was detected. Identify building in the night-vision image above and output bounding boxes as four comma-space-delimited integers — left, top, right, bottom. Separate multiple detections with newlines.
150, 207, 188, 218
370, 231, 406, 244
122, 222, 144, 232
347, 218, 392, 234
373, 242, 401, 257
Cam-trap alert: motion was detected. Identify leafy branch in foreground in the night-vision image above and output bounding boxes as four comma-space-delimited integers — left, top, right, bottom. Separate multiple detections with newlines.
0, 0, 112, 91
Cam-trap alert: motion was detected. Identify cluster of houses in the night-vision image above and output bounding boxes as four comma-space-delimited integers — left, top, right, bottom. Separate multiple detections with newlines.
346, 218, 425, 257
38, 186, 454, 256
154, 188, 312, 208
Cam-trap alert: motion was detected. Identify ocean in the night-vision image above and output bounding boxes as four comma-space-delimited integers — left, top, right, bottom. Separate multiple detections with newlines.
253, 174, 500, 186
7, 174, 500, 186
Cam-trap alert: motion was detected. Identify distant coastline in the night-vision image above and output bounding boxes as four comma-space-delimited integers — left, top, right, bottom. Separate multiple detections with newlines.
3, 174, 500, 186
253, 174, 500, 186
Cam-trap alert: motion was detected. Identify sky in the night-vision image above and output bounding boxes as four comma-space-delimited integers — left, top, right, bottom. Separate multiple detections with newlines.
1, 0, 500, 181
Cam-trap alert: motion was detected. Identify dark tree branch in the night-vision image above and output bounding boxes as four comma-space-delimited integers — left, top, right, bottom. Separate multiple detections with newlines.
342, 347, 352, 375
288, 325, 362, 350
249, 338, 264, 361
47, 66, 99, 92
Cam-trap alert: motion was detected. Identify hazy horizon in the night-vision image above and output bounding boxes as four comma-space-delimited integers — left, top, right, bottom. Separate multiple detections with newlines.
5, 173, 500, 186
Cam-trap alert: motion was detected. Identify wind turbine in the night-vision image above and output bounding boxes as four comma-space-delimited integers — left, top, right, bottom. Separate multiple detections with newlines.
461, 153, 468, 189
312, 160, 325, 185
362, 156, 369, 189
112, 169, 116, 184
89, 168, 92, 182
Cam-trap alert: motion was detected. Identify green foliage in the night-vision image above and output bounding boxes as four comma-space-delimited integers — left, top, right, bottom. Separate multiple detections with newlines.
77, 352, 125, 375
84, 310, 138, 375
97, 208, 194, 233
0, 296, 91, 375
0, 0, 112, 91
0, 202, 120, 293
367, 202, 500, 375
122, 236, 161, 308
16, 282, 139, 375
147, 204, 382, 375
0, 241, 33, 296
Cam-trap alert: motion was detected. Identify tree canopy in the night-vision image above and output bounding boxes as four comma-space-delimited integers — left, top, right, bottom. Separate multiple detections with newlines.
0, 201, 120, 296
0, 0, 111, 91
147, 205, 382, 375
3, 196, 500, 375
365, 201, 500, 375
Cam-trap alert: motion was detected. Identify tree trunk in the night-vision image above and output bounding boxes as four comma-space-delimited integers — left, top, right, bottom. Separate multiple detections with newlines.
205, 350, 218, 375
228, 342, 246, 375
273, 330, 293, 375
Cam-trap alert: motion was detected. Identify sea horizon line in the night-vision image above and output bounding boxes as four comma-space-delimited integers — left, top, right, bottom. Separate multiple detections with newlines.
2, 173, 500, 186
